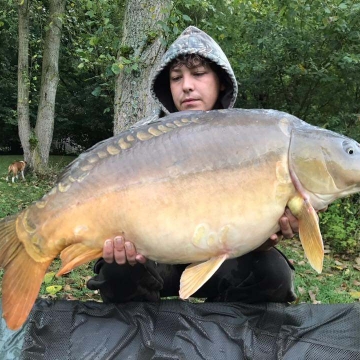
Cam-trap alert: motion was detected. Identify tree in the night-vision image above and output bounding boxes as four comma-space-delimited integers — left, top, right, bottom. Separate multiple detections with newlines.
17, 0, 31, 161
17, 0, 66, 172
113, 0, 172, 134
14, 0, 67, 171
32, 0, 67, 171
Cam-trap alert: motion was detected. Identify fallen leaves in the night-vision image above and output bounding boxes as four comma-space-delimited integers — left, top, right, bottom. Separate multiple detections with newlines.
46, 285, 63, 295
297, 286, 306, 296
353, 265, 360, 271
349, 291, 360, 299
296, 286, 322, 304
44, 272, 56, 284
308, 288, 321, 304
40, 265, 102, 302
353, 257, 360, 271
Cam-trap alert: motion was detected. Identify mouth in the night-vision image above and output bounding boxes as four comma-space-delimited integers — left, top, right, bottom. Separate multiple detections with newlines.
182, 98, 199, 105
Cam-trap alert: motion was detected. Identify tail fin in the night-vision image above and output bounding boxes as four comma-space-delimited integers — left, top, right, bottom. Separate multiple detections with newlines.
0, 216, 52, 330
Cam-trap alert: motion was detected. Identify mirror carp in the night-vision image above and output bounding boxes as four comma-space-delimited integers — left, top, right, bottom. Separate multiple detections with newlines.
1, 108, 360, 330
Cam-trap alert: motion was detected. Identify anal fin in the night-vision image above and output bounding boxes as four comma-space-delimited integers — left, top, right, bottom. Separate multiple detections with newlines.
287, 195, 324, 273
57, 243, 102, 276
179, 254, 228, 299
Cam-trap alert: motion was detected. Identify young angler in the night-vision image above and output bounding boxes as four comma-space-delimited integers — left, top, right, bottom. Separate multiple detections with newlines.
87, 26, 298, 303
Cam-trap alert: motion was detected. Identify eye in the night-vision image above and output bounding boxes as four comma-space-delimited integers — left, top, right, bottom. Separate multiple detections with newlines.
170, 76, 181, 82
342, 141, 356, 155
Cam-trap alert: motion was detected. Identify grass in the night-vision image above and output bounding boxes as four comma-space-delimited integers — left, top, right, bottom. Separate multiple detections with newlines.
0, 154, 359, 305
0, 155, 75, 218
278, 239, 360, 304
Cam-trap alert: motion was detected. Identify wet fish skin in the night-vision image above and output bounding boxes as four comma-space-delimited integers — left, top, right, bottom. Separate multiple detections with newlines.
1, 108, 360, 330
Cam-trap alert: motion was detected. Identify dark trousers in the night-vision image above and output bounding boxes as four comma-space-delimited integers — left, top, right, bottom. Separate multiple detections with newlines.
87, 247, 296, 304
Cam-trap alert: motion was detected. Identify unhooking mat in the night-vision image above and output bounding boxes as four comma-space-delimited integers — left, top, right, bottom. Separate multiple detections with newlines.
0, 299, 359, 359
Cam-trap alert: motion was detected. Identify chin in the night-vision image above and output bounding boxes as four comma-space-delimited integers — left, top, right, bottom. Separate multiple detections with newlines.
181, 104, 205, 111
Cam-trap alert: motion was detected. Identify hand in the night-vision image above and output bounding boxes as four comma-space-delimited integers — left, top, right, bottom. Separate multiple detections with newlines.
279, 207, 299, 239
256, 205, 328, 252
103, 236, 147, 266
256, 207, 299, 252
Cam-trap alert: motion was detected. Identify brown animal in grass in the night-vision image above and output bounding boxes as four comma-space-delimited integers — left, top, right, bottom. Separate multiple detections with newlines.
6, 160, 27, 183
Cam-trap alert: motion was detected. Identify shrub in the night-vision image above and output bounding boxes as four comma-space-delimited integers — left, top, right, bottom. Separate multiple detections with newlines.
319, 195, 360, 254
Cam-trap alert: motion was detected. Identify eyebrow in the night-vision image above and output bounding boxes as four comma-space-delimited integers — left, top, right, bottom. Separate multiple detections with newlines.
170, 64, 206, 72
170, 67, 182, 73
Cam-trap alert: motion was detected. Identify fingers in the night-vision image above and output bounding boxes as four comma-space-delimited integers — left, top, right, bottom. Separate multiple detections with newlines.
102, 236, 147, 266
278, 208, 299, 239
284, 208, 299, 232
269, 233, 282, 243
103, 238, 120, 263
113, 236, 127, 264
255, 235, 282, 251
124, 241, 137, 266
279, 216, 294, 239
135, 254, 147, 264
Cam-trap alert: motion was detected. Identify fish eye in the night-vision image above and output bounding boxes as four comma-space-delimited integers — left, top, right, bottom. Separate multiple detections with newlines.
342, 141, 356, 155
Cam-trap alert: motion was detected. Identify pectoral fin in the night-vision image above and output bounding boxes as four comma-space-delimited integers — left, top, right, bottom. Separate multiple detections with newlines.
179, 254, 228, 299
57, 243, 102, 276
287, 195, 324, 273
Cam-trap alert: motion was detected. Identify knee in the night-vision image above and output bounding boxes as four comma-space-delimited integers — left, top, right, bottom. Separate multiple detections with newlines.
251, 249, 296, 302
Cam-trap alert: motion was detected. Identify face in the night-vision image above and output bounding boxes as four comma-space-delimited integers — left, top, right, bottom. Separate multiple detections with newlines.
169, 63, 223, 112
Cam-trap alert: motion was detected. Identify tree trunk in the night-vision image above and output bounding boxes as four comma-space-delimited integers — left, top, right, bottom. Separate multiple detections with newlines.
33, 0, 66, 172
113, 0, 172, 134
17, 0, 31, 163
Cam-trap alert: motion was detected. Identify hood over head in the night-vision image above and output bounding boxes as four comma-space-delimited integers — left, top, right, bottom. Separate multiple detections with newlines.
151, 26, 238, 114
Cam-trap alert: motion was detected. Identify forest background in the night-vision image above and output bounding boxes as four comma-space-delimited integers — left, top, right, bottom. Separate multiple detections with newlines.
0, 0, 360, 293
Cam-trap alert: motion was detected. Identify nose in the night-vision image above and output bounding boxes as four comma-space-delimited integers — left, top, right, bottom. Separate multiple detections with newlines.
182, 73, 194, 92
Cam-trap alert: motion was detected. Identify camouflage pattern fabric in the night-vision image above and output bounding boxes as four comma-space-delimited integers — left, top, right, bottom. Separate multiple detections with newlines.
133, 26, 238, 128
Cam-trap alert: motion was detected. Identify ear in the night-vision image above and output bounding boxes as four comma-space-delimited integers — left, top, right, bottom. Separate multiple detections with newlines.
220, 83, 225, 91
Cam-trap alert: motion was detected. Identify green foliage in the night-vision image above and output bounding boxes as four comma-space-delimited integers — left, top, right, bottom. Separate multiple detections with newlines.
0, 3, 21, 153
50, 0, 119, 149
65, 0, 125, 80
220, 0, 360, 127
161, 0, 226, 45
319, 196, 360, 254
118, 45, 133, 57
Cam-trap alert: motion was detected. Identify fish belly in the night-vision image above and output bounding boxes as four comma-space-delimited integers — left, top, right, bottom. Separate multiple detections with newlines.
79, 163, 294, 264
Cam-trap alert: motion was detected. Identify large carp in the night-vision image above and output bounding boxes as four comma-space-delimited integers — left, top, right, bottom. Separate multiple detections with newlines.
1, 108, 360, 330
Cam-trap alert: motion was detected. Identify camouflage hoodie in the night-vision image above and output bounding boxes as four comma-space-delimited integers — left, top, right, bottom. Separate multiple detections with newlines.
134, 26, 238, 127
